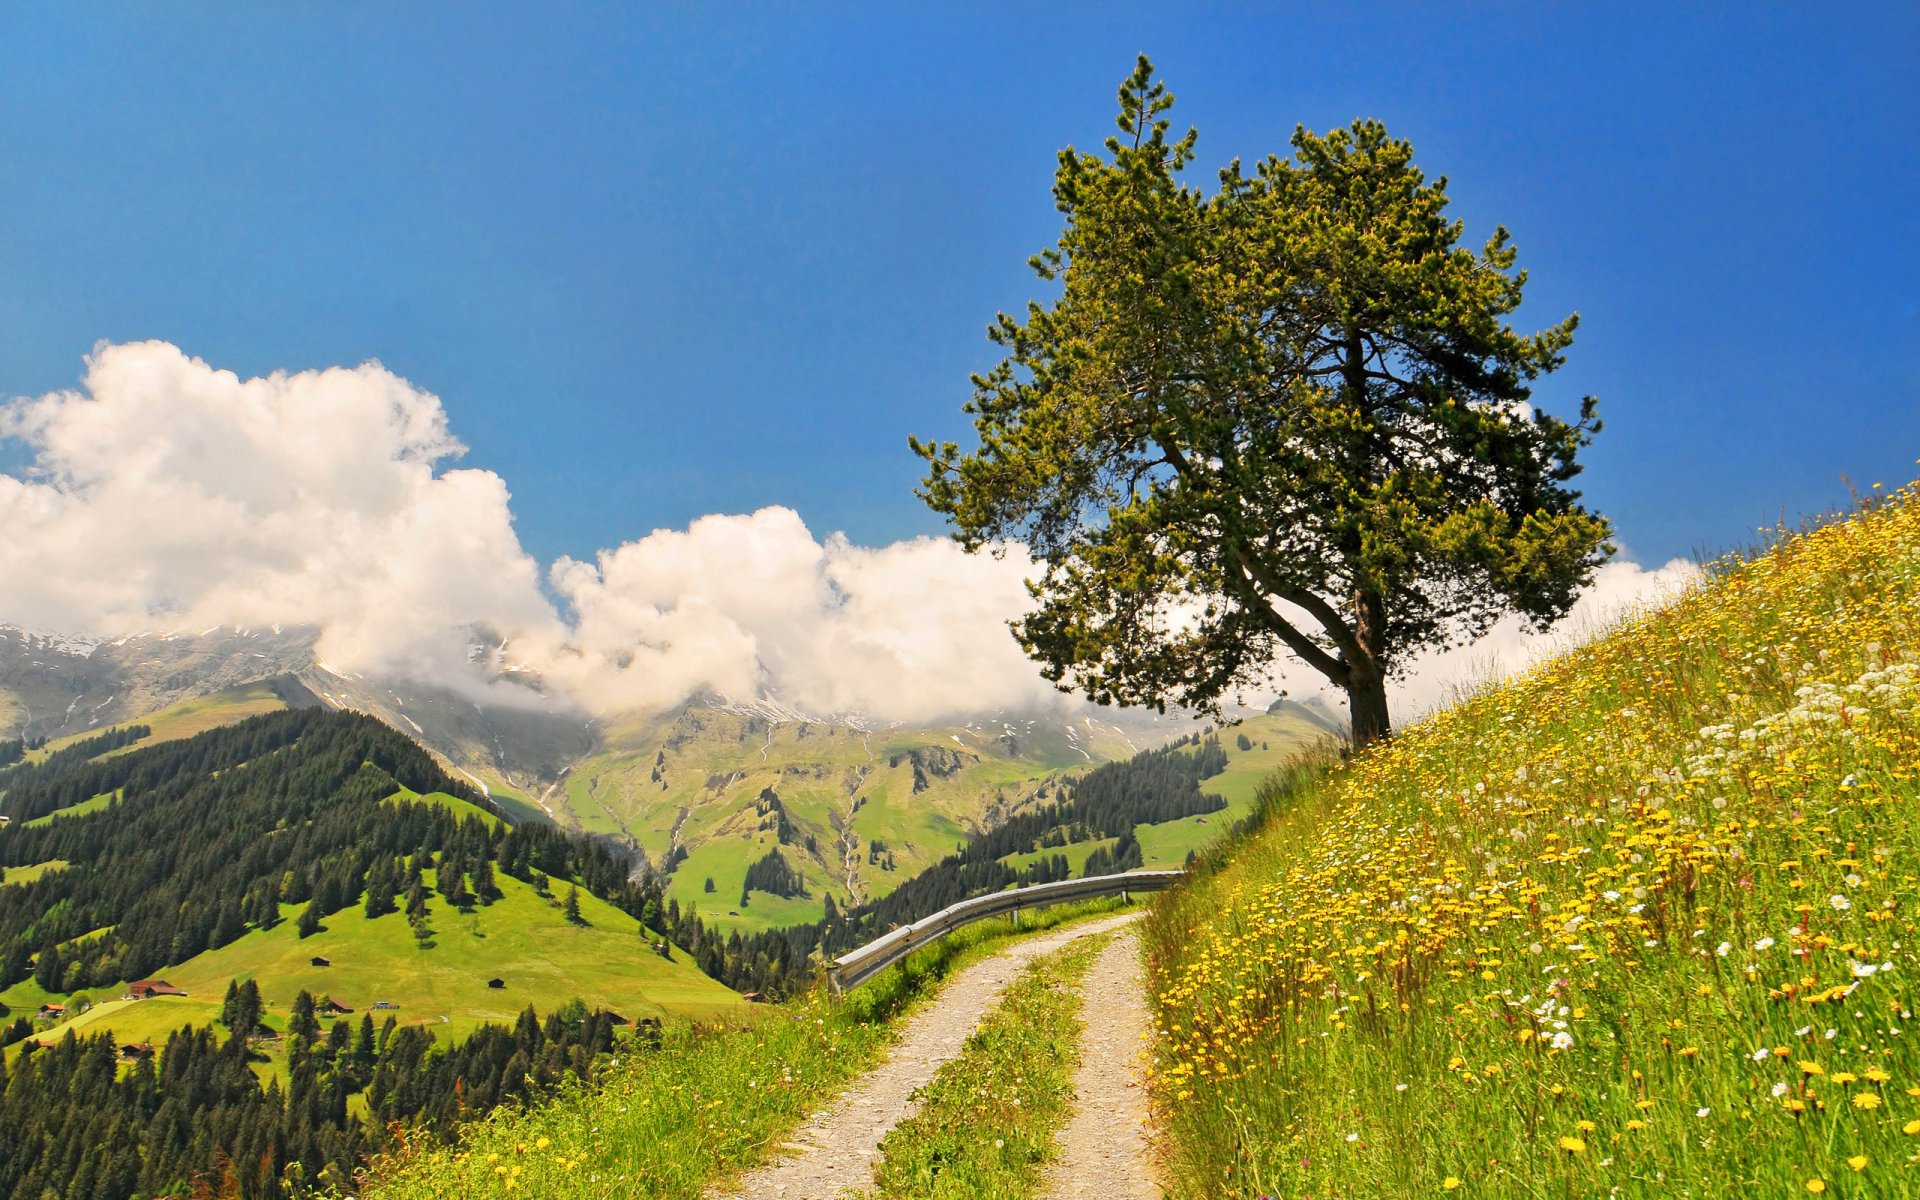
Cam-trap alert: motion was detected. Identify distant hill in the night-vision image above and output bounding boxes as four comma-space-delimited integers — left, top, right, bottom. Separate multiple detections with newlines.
0, 624, 1227, 928
0, 708, 738, 1048
553, 696, 1197, 936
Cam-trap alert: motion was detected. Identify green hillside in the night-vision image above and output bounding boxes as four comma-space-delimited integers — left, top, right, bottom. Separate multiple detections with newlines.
1, 709, 741, 1056
1145, 482, 1920, 1197
32, 862, 737, 1066
552, 702, 1180, 935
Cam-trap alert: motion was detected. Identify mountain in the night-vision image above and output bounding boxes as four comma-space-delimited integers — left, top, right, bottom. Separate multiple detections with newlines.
0, 624, 1224, 929
0, 625, 594, 821
547, 696, 1184, 934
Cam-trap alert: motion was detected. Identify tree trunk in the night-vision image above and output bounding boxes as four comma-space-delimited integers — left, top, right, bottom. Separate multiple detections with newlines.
1345, 672, 1391, 748
1346, 584, 1392, 747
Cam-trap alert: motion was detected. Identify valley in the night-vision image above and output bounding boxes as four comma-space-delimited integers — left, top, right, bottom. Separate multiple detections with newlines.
0, 621, 1341, 938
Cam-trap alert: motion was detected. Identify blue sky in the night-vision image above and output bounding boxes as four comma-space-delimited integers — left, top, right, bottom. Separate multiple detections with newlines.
1, 4, 1914, 569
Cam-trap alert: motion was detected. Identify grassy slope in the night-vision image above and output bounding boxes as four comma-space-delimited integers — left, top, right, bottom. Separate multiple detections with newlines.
12, 854, 740, 1072
555, 706, 1147, 935
995, 708, 1338, 876
0, 858, 70, 887
1146, 481, 1920, 1198
384, 785, 506, 830
23, 791, 116, 827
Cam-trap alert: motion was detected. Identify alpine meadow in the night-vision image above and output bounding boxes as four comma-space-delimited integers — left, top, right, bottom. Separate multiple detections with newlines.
1, 12, 1914, 1200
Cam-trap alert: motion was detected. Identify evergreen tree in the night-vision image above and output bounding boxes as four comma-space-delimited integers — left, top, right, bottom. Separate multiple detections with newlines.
911, 57, 1610, 746
563, 886, 585, 926
469, 856, 500, 905
296, 898, 324, 939
33, 940, 61, 992
442, 865, 475, 912
288, 990, 320, 1044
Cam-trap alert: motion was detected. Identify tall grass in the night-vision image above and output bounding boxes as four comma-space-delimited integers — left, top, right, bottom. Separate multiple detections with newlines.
1144, 479, 1920, 1197
356, 898, 1128, 1199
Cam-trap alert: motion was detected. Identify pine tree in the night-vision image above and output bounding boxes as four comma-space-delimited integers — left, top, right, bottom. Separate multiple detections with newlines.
296, 898, 324, 939
469, 856, 500, 905
563, 886, 585, 926
33, 941, 61, 993
911, 57, 1610, 746
288, 990, 320, 1045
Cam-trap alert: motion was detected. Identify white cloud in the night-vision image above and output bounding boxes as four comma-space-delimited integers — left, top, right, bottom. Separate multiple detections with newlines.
538, 510, 1059, 722
0, 341, 558, 693
0, 341, 1698, 730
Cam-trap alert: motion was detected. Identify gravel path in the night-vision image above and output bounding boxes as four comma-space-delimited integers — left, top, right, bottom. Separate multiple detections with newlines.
1040, 928, 1166, 1199
711, 911, 1143, 1200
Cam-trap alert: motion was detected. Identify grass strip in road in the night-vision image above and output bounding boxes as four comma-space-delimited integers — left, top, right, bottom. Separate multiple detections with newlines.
358, 898, 1128, 1200
868, 931, 1113, 1200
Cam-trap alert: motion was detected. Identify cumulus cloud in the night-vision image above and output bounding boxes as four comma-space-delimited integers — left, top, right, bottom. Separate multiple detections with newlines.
538, 511, 1060, 722
0, 341, 559, 692
0, 341, 1697, 729
0, 341, 1056, 721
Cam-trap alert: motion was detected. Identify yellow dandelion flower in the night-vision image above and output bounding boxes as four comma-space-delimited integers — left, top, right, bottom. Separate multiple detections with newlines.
1443, 1179, 1462, 1191
1806, 1181, 1826, 1194
1849, 1156, 1869, 1171
1854, 1091, 1883, 1110
1557, 1136, 1587, 1154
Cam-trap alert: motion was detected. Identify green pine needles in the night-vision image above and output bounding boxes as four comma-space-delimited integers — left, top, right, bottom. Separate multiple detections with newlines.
914, 56, 1612, 746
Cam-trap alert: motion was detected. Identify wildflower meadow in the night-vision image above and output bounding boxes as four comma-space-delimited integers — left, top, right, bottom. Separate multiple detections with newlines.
1144, 478, 1920, 1197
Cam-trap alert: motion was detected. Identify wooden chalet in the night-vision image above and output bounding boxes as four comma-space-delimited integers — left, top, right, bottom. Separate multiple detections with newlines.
318, 997, 354, 1015
486, 977, 505, 989
127, 979, 186, 1000
309, 956, 331, 967
37, 1002, 64, 1018
118, 1042, 156, 1060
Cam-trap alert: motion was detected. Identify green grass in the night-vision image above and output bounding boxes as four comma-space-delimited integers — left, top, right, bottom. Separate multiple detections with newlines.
1144, 483, 1920, 1198
869, 932, 1111, 1198
473, 778, 548, 826
552, 706, 1116, 930
385, 786, 505, 830
360, 899, 1133, 1200
22, 790, 117, 827
0, 858, 70, 887
22, 866, 740, 1074
993, 710, 1333, 879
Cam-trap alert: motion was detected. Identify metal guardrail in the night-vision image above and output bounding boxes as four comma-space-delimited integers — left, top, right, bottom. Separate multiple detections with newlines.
827, 869, 1185, 992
